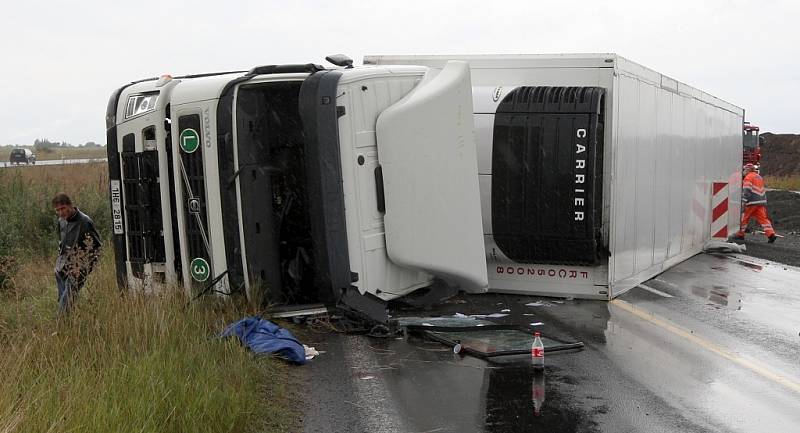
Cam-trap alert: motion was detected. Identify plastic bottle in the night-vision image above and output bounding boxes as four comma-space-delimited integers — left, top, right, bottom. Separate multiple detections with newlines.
531, 331, 544, 369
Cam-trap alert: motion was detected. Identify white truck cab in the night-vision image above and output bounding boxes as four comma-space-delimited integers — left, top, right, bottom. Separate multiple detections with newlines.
106, 61, 488, 320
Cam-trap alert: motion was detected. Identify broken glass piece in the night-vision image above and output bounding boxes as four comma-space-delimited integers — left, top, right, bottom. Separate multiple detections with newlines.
397, 316, 584, 360
423, 328, 581, 359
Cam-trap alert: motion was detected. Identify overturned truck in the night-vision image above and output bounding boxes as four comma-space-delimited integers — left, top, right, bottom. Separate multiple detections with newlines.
106, 54, 744, 321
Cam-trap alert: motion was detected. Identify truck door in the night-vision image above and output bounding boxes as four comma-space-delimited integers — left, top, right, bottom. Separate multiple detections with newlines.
376, 61, 488, 293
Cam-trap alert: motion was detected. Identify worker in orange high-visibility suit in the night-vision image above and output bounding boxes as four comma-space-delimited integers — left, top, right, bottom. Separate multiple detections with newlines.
735, 163, 777, 243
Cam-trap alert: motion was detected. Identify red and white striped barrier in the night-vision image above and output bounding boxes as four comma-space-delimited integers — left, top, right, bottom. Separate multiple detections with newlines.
711, 182, 729, 239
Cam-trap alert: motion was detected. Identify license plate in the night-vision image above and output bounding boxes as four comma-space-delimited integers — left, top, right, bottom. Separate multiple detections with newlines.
111, 180, 124, 234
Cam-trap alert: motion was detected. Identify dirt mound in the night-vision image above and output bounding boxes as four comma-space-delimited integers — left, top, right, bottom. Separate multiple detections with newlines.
766, 190, 800, 232
760, 133, 800, 177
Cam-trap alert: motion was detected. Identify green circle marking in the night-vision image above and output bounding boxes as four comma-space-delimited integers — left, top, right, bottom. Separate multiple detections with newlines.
180, 128, 200, 153
190, 257, 210, 282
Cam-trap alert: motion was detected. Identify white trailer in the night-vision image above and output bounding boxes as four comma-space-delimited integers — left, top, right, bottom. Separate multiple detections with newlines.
106, 53, 743, 320
365, 54, 744, 299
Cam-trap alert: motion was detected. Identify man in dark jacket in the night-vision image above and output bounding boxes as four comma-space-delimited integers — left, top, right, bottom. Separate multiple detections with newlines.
53, 192, 101, 312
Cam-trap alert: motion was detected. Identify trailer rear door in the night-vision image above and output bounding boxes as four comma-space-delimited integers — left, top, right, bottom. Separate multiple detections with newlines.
376, 61, 488, 293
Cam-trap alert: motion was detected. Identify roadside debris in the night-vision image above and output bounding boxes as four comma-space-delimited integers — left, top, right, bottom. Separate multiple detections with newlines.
453, 312, 509, 319
444, 299, 467, 304
704, 240, 746, 253
269, 303, 329, 319
525, 301, 558, 308
531, 331, 544, 368
304, 345, 321, 361
220, 316, 308, 364
397, 317, 584, 362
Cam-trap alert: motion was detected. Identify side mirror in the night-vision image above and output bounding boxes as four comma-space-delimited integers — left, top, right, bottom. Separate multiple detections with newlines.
325, 54, 354, 69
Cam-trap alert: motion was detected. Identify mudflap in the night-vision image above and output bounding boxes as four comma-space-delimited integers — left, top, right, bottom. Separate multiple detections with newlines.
337, 287, 389, 324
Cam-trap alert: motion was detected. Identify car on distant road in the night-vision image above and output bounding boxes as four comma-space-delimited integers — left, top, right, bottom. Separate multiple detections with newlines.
9, 148, 36, 165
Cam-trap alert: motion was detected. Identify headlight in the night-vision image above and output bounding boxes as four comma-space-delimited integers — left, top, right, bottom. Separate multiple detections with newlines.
125, 93, 159, 119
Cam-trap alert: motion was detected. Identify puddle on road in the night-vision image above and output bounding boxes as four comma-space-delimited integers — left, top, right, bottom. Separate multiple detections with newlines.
708, 254, 764, 272
483, 365, 601, 432
337, 331, 604, 433
691, 285, 743, 310
388, 299, 607, 432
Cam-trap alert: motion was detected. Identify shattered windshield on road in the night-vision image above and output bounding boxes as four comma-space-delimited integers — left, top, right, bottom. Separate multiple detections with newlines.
397, 315, 583, 360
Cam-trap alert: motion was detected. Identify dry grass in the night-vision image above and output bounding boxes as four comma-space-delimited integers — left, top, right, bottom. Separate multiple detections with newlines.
8, 162, 108, 191
0, 163, 110, 258
0, 255, 295, 433
764, 175, 800, 191
0, 163, 297, 433
7, 161, 109, 190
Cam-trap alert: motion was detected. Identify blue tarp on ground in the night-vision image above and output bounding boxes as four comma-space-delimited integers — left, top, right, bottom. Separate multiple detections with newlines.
220, 316, 306, 364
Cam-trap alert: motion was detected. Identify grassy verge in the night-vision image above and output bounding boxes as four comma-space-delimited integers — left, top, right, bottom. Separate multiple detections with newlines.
0, 146, 107, 161
1, 164, 297, 433
0, 255, 294, 433
0, 163, 110, 258
764, 175, 800, 191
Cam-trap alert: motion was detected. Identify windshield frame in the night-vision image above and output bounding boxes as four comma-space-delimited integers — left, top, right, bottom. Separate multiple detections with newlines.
743, 129, 760, 149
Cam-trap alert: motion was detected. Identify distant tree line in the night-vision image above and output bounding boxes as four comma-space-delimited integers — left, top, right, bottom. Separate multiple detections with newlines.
30, 139, 103, 151
2, 140, 105, 149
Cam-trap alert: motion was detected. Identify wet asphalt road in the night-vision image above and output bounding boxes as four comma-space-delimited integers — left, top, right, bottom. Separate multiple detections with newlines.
735, 232, 800, 268
299, 253, 800, 433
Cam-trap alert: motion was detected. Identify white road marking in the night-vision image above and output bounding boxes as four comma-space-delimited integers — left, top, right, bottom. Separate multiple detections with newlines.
611, 298, 800, 396
637, 284, 674, 298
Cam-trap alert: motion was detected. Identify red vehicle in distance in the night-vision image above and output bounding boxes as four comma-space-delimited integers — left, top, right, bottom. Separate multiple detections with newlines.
743, 122, 762, 171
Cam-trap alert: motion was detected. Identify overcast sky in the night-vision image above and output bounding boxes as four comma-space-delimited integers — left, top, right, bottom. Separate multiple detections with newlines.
0, 0, 797, 146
